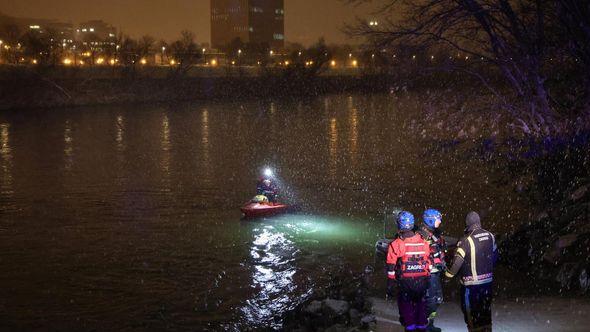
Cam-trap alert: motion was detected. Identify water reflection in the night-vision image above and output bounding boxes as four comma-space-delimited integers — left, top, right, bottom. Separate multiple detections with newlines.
115, 115, 125, 152
0, 123, 13, 195
329, 117, 338, 179
242, 225, 298, 329
161, 114, 171, 190
200, 109, 212, 185
64, 120, 73, 171
269, 102, 277, 147
349, 106, 359, 166
114, 115, 126, 186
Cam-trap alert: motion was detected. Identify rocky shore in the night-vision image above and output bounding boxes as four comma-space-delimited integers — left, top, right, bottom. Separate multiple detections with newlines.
281, 267, 377, 332
500, 181, 590, 293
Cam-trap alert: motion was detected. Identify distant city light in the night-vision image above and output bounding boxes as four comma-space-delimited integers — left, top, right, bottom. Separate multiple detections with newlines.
170, 59, 176, 65
284, 60, 290, 66
140, 58, 147, 65
109, 59, 116, 65
211, 59, 217, 66
270, 50, 274, 56
330, 60, 336, 67
231, 60, 236, 65
369, 20, 379, 26
29, 25, 40, 29
202, 48, 206, 54
32, 59, 38, 64
352, 60, 358, 67
96, 58, 105, 65
63, 58, 72, 65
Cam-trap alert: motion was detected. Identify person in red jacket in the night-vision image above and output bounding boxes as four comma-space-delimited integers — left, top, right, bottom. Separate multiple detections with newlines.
387, 211, 432, 332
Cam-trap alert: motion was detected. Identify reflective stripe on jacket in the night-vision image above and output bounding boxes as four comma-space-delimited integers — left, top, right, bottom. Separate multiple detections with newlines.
445, 227, 497, 286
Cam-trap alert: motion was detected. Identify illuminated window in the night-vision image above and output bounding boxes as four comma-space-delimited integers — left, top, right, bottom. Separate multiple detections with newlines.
273, 33, 284, 40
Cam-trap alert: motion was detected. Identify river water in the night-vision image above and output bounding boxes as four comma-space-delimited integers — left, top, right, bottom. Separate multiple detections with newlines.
0, 94, 531, 330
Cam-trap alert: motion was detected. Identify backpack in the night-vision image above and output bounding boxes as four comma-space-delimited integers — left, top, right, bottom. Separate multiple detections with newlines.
397, 234, 431, 279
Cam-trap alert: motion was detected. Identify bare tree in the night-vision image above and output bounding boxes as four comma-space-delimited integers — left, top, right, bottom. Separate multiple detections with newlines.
119, 36, 139, 67
0, 24, 22, 64
169, 30, 201, 75
137, 35, 155, 62
346, 0, 590, 135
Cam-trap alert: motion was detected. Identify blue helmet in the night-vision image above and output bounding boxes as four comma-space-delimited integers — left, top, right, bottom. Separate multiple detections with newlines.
423, 209, 442, 229
397, 211, 415, 230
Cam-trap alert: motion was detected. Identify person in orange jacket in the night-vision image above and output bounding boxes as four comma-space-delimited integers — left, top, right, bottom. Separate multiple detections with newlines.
387, 211, 432, 332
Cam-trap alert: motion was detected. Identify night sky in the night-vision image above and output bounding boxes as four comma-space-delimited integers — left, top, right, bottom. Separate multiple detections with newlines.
0, 0, 375, 45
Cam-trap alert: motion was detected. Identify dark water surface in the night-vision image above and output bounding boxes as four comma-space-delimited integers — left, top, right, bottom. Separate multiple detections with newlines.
0, 94, 530, 330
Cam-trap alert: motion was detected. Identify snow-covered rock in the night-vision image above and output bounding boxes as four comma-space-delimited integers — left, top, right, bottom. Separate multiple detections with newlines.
323, 298, 350, 316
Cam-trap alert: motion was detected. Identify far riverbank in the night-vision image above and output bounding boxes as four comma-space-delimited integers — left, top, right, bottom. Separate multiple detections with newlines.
0, 65, 484, 110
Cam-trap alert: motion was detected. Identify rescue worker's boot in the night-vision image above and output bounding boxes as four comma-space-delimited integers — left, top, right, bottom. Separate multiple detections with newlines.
426, 317, 442, 332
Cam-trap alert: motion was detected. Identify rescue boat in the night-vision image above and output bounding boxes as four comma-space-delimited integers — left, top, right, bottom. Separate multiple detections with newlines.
240, 201, 290, 219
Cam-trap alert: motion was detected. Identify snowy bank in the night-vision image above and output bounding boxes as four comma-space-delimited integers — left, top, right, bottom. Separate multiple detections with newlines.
500, 181, 590, 293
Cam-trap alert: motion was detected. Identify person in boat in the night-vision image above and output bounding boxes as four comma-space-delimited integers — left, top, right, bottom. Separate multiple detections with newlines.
445, 211, 497, 332
387, 211, 432, 332
256, 177, 279, 203
418, 209, 446, 332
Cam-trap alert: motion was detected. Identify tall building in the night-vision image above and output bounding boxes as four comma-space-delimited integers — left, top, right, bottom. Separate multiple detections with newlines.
211, 0, 285, 50
76, 20, 117, 51
77, 20, 117, 42
0, 12, 74, 45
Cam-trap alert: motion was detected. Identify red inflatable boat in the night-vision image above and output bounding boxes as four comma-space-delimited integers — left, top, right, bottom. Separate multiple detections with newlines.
240, 202, 290, 219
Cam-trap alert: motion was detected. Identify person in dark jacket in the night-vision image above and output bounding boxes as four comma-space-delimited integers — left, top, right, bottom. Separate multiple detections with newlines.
387, 211, 432, 332
445, 211, 497, 332
256, 177, 278, 203
419, 209, 446, 332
